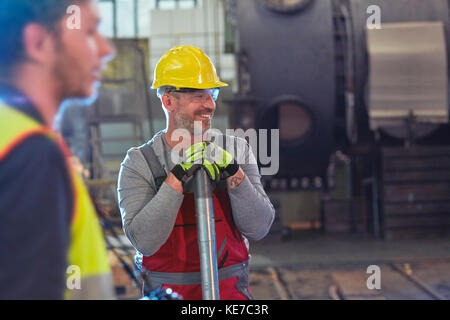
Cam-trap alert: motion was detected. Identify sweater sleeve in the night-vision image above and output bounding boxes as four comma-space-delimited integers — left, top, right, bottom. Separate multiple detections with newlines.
117, 148, 184, 256
226, 138, 275, 240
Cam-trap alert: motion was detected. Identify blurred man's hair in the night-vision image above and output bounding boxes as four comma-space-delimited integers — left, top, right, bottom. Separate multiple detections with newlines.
0, 0, 87, 77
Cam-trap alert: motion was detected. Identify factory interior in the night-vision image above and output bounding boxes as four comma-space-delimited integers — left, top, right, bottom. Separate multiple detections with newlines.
2, 0, 450, 301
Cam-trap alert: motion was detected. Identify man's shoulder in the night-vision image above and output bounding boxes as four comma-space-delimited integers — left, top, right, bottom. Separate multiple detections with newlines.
123, 131, 164, 164
0, 133, 73, 214
122, 145, 146, 169
3, 133, 65, 167
120, 134, 164, 180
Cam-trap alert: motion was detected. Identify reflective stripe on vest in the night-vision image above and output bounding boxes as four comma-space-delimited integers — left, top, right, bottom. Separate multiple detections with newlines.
0, 104, 114, 300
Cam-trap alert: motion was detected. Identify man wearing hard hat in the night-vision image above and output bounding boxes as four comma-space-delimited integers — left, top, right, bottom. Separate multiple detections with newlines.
118, 45, 275, 300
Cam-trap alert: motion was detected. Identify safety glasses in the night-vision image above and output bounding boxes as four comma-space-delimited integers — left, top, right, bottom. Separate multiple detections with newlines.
167, 88, 220, 101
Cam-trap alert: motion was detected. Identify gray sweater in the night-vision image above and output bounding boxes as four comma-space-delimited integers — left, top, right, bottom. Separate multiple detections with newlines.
117, 132, 275, 256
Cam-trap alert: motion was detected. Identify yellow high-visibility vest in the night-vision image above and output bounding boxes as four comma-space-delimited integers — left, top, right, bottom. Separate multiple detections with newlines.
0, 103, 114, 299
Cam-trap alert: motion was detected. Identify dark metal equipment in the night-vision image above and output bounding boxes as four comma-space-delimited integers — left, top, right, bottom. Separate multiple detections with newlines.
193, 170, 220, 300
228, 0, 450, 237
380, 146, 450, 239
231, 0, 336, 182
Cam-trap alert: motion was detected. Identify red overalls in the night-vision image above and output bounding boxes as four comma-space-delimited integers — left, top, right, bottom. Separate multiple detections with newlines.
141, 188, 253, 300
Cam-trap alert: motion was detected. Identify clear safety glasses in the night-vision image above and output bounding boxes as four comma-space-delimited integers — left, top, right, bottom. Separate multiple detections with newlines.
167, 88, 220, 102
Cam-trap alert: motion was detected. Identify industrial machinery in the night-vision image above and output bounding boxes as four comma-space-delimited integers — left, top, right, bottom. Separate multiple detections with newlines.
226, 0, 450, 238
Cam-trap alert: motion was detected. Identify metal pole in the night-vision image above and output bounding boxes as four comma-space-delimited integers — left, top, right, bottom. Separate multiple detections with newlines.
112, 0, 117, 39
193, 169, 220, 300
133, 0, 138, 38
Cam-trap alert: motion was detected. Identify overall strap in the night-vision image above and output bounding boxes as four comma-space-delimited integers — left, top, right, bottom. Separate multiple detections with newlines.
139, 135, 231, 192
139, 142, 167, 192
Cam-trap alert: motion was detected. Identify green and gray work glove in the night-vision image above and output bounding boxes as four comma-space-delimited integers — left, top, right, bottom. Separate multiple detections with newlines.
170, 142, 240, 184
170, 142, 205, 184
204, 142, 240, 181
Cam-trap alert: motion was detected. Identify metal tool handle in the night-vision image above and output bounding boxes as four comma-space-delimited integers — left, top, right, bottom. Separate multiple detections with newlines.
193, 169, 220, 300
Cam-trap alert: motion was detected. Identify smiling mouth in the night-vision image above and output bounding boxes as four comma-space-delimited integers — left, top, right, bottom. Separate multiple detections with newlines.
198, 114, 212, 120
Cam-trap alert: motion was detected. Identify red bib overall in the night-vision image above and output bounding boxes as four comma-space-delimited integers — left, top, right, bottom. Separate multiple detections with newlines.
141, 188, 252, 300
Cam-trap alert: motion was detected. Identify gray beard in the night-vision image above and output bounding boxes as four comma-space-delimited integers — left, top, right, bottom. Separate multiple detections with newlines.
173, 113, 210, 136
173, 112, 195, 135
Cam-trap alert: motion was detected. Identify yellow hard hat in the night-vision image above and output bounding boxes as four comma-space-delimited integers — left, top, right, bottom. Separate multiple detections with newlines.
151, 45, 228, 90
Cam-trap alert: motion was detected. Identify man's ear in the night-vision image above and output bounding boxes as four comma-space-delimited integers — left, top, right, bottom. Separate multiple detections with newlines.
161, 93, 176, 112
22, 23, 54, 64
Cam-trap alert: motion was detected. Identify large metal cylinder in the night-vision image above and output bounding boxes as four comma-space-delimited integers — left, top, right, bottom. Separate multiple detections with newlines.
233, 0, 337, 181
193, 169, 220, 300
348, 0, 450, 141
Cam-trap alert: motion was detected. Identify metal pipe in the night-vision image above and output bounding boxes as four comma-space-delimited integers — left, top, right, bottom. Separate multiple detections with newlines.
133, 0, 138, 38
112, 0, 117, 39
193, 169, 220, 300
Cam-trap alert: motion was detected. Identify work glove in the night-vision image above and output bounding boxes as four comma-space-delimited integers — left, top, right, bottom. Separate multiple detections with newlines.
170, 142, 205, 184
171, 142, 240, 184
204, 142, 240, 180
191, 141, 221, 183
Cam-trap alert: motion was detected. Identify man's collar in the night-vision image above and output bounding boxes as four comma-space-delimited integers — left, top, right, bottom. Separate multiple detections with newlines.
0, 83, 45, 125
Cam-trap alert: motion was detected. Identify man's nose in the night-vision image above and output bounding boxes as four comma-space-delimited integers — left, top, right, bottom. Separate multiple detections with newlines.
98, 34, 116, 63
204, 94, 216, 111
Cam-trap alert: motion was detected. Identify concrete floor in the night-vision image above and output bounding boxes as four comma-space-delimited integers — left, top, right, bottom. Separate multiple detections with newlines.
247, 230, 450, 300
248, 230, 450, 270
249, 261, 450, 300
112, 230, 450, 300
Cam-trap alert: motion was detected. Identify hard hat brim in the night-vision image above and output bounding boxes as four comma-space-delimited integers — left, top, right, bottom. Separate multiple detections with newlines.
151, 80, 228, 90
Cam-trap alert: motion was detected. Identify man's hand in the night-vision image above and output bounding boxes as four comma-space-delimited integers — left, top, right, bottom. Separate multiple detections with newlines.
170, 141, 243, 187
173, 141, 223, 183
170, 142, 205, 184
205, 142, 240, 180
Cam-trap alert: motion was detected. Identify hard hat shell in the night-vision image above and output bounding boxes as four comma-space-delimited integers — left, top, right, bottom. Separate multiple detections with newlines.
151, 45, 228, 90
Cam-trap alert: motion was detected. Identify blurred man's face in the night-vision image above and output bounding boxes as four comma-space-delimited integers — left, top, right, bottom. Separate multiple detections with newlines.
52, 0, 115, 100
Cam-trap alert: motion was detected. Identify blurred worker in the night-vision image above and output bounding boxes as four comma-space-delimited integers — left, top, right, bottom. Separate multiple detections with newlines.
118, 45, 275, 300
0, 0, 116, 299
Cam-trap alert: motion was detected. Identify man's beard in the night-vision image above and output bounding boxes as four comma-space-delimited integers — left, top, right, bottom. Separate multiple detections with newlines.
173, 111, 194, 134
173, 107, 211, 136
